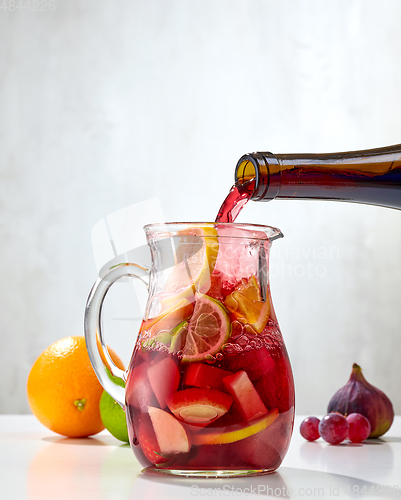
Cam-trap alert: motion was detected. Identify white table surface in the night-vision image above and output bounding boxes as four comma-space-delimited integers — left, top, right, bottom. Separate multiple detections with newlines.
1, 415, 400, 500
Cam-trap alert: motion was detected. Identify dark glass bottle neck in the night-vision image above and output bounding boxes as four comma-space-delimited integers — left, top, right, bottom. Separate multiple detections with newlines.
235, 144, 401, 209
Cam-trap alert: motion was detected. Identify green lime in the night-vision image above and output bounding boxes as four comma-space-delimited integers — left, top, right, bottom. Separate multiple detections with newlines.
99, 368, 129, 443
99, 390, 129, 443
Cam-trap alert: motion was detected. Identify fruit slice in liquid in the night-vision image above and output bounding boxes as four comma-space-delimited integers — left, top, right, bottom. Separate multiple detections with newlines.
126, 240, 294, 472
126, 323, 294, 472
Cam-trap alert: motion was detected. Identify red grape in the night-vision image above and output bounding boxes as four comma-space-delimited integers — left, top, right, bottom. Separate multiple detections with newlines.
346, 413, 371, 443
319, 413, 349, 444
300, 416, 320, 441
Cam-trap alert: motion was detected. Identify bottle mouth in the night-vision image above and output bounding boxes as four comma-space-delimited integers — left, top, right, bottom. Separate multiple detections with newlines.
235, 157, 258, 186
235, 152, 280, 201
234, 153, 267, 201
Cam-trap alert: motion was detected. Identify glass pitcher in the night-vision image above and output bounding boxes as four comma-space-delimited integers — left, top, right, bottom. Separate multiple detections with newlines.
84, 222, 295, 478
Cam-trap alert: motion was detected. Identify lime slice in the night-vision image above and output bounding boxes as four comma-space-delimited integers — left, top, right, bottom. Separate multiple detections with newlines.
182, 294, 231, 363
169, 321, 189, 353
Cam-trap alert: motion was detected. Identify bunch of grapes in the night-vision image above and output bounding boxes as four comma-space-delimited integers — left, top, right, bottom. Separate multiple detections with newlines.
300, 413, 371, 444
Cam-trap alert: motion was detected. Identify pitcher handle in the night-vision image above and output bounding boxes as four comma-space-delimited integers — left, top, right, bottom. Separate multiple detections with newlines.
84, 263, 149, 409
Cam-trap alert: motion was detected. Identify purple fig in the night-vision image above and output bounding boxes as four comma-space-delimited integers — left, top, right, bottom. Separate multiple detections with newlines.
327, 363, 394, 438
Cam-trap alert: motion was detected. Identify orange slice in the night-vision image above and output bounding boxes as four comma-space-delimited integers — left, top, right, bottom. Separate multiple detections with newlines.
140, 299, 194, 338
224, 275, 269, 333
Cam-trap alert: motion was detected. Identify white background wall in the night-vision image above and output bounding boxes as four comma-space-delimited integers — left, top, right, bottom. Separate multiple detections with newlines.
1, 0, 401, 415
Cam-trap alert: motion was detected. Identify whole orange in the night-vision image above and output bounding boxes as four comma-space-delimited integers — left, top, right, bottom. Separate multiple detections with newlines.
27, 336, 125, 438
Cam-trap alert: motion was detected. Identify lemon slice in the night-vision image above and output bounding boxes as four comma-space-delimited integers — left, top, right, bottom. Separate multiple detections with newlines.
182, 293, 231, 363
161, 227, 219, 308
193, 408, 279, 445
224, 275, 270, 333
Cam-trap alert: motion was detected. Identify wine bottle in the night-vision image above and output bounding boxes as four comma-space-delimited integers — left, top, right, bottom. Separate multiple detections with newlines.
234, 144, 401, 210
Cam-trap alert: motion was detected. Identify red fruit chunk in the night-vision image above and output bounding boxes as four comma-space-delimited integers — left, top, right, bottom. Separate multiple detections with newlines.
222, 370, 268, 421
148, 406, 190, 455
300, 416, 320, 441
138, 417, 168, 465
319, 413, 349, 445
347, 413, 371, 443
221, 279, 237, 297
167, 388, 233, 426
246, 351, 294, 414
208, 267, 237, 298
204, 270, 223, 300
183, 363, 232, 391
147, 356, 180, 409
236, 410, 294, 469
126, 362, 157, 411
225, 347, 275, 382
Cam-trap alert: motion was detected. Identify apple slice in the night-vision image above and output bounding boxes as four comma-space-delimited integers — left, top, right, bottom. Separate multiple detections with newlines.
193, 408, 279, 445
167, 388, 233, 426
222, 370, 268, 421
147, 356, 180, 409
125, 362, 157, 411
183, 363, 232, 391
148, 406, 190, 455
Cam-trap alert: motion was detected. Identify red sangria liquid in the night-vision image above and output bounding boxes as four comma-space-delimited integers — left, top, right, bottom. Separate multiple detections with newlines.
125, 218, 294, 476
126, 318, 294, 473
215, 179, 255, 223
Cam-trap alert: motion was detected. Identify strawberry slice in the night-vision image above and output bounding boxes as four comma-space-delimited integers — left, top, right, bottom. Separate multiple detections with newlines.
222, 370, 268, 421
147, 356, 180, 409
138, 417, 169, 465
183, 363, 232, 391
167, 387, 233, 427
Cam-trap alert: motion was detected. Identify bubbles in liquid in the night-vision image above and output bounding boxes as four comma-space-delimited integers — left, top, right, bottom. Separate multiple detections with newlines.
205, 354, 216, 364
